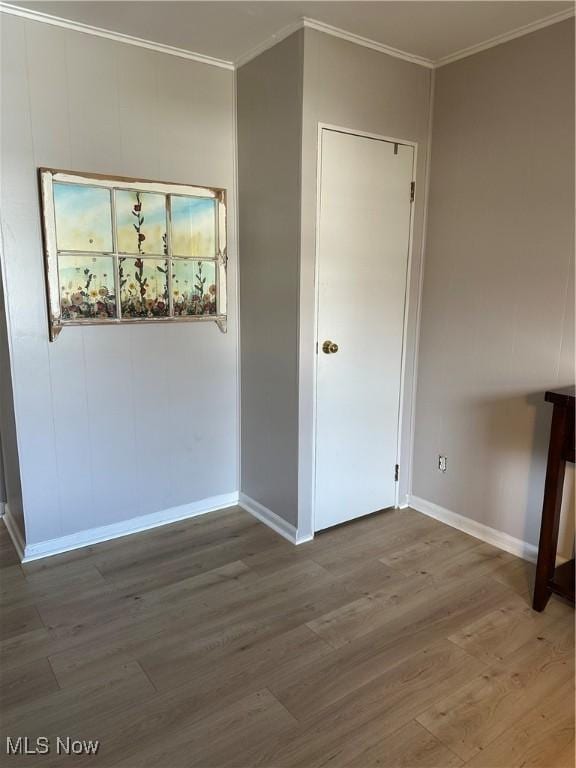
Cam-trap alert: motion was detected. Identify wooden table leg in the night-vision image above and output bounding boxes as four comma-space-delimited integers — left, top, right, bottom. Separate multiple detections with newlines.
533, 403, 568, 611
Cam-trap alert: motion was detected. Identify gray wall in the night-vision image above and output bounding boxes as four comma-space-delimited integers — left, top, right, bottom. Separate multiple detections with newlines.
1, 16, 238, 546
298, 29, 433, 532
0, 260, 24, 534
0, 437, 4, 506
238, 28, 432, 532
413, 20, 575, 557
3, 13, 571, 554
237, 32, 303, 526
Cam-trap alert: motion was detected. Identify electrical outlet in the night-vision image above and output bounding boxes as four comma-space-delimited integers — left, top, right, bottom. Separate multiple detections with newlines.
438, 455, 447, 472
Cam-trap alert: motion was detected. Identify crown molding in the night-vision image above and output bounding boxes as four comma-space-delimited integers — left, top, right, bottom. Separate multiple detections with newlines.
301, 17, 435, 68
235, 16, 437, 70
435, 7, 575, 67
1, 2, 574, 73
0, 2, 234, 70
235, 9, 574, 71
235, 18, 304, 69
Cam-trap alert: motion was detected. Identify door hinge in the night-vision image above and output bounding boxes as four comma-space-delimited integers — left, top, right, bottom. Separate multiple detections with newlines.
394, 464, 399, 482
410, 182, 415, 203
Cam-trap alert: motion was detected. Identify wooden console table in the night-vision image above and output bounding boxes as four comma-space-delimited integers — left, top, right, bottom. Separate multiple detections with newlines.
533, 387, 575, 611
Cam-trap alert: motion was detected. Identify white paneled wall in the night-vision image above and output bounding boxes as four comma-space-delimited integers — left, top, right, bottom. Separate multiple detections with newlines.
0, 16, 238, 547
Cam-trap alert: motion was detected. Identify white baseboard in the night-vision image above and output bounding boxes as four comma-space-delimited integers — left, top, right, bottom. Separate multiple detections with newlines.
3, 503, 25, 561
15, 492, 240, 563
10, 487, 552, 564
408, 494, 542, 563
239, 493, 313, 545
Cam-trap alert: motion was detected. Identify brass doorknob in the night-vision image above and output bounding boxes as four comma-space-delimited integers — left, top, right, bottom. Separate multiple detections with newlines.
322, 340, 339, 354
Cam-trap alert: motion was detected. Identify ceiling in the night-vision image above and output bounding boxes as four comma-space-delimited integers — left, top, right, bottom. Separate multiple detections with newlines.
7, 1, 575, 66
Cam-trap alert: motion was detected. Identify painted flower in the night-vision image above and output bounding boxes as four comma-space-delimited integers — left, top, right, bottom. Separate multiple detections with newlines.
128, 282, 136, 292
209, 284, 216, 295
157, 301, 165, 311
90, 289, 99, 299
98, 287, 108, 297
71, 292, 83, 305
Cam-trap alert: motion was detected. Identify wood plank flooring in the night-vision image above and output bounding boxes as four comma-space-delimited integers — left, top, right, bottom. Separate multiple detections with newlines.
0, 506, 573, 767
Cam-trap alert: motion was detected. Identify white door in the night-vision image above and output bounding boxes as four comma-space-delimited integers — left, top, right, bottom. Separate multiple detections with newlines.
314, 128, 414, 532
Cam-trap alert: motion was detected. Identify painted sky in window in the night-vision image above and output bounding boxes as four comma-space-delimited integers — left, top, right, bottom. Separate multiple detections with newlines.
53, 182, 113, 253
171, 196, 216, 258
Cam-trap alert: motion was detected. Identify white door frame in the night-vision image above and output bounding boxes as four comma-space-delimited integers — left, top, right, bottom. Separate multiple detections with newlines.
309, 122, 419, 535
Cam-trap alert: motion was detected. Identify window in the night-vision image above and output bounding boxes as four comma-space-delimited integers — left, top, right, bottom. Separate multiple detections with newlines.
39, 169, 228, 340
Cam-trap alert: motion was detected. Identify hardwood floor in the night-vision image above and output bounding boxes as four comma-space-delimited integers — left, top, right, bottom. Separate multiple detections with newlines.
0, 506, 573, 767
